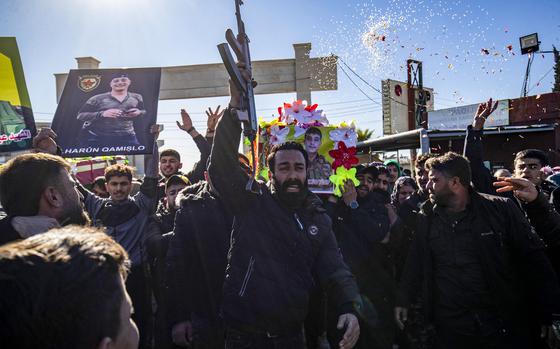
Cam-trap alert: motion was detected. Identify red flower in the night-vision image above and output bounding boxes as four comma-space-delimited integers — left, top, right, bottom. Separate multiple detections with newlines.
329, 141, 358, 170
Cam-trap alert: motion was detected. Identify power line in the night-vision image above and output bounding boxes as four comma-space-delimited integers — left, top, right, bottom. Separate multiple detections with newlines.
338, 62, 381, 106
527, 67, 554, 94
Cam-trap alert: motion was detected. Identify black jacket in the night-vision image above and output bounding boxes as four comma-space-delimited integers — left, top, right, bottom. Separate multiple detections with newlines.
325, 190, 393, 341
464, 126, 560, 275
325, 191, 391, 306
0, 216, 20, 246
397, 190, 560, 341
165, 181, 233, 326
208, 108, 361, 334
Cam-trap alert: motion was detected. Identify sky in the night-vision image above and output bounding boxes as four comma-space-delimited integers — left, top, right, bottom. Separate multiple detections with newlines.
2, 0, 560, 168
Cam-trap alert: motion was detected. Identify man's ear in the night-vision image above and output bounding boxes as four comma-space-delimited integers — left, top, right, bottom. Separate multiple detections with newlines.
97, 337, 112, 349
178, 163, 183, 170
105, 182, 109, 192
43, 186, 64, 209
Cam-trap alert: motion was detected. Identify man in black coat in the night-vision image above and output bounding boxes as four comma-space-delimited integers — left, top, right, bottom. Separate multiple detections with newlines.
165, 177, 234, 349
208, 62, 361, 349
325, 164, 392, 349
395, 152, 560, 349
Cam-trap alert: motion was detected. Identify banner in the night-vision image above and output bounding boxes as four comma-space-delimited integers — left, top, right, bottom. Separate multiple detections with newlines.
0, 37, 36, 153
52, 68, 161, 157
428, 99, 509, 130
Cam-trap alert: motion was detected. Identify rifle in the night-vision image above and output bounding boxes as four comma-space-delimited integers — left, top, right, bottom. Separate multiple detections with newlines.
217, 0, 261, 194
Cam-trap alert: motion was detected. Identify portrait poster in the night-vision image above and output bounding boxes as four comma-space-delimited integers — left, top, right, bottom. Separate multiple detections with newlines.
260, 125, 337, 194
52, 68, 161, 157
0, 37, 36, 153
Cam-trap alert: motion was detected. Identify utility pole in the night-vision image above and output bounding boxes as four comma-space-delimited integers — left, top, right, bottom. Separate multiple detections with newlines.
407, 59, 427, 130
554, 46, 560, 93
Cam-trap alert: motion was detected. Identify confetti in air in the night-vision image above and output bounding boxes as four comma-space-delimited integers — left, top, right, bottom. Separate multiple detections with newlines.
312, 0, 545, 105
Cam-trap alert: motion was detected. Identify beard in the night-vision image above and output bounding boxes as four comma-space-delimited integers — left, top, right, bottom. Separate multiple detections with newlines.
429, 186, 454, 207
61, 201, 91, 226
272, 177, 308, 210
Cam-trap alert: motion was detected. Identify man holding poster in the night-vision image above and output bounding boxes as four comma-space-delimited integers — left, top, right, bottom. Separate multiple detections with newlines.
77, 73, 145, 147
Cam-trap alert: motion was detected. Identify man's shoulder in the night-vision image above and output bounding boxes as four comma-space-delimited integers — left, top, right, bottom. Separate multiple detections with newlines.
128, 92, 143, 100
86, 91, 111, 103
475, 191, 515, 208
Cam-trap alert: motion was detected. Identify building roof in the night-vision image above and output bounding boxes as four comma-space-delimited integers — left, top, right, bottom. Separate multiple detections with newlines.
357, 124, 557, 152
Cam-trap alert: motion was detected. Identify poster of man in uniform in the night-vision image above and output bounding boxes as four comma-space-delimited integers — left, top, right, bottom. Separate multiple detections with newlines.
261, 124, 337, 193
52, 68, 161, 157
0, 37, 37, 153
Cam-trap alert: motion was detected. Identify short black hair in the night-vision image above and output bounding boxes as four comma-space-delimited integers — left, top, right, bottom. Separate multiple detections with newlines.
514, 149, 549, 167
356, 164, 379, 179
0, 153, 71, 217
415, 153, 438, 169
267, 142, 309, 173
304, 127, 322, 140
426, 152, 472, 187
0, 226, 130, 349
160, 149, 181, 162
376, 166, 390, 177
93, 176, 106, 188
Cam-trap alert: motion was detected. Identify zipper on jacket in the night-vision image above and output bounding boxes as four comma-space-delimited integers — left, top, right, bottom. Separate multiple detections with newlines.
294, 213, 304, 231
239, 256, 255, 297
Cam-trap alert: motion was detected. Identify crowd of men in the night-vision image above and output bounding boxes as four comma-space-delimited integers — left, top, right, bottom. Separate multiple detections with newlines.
1, 61, 560, 349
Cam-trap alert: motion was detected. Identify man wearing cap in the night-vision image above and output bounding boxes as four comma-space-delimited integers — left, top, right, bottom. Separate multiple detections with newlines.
77, 73, 145, 147
325, 164, 393, 348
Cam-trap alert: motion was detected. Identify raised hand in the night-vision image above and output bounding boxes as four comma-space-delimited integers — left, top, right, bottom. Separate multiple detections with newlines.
472, 98, 498, 130
176, 109, 194, 132
149, 124, 161, 140
205, 105, 224, 135
33, 127, 58, 155
342, 179, 358, 206
493, 176, 538, 203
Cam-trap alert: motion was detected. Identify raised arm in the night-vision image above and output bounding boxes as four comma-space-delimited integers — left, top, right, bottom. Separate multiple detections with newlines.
135, 125, 161, 214
207, 58, 254, 213
463, 98, 499, 195
175, 107, 219, 184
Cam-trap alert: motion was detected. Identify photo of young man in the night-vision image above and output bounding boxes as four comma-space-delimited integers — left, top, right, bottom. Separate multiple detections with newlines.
304, 127, 332, 192
76, 73, 146, 147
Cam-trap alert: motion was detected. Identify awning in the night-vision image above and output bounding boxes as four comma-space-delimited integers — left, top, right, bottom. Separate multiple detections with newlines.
357, 124, 557, 152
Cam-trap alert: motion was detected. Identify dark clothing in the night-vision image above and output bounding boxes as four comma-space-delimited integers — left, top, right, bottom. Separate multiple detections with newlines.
127, 265, 151, 349
208, 108, 361, 337
463, 125, 560, 277
225, 327, 304, 349
463, 125, 560, 209
145, 203, 176, 349
523, 192, 560, 287
157, 134, 212, 201
325, 190, 391, 348
77, 91, 145, 137
430, 205, 496, 327
0, 216, 20, 246
165, 181, 232, 348
398, 190, 560, 348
